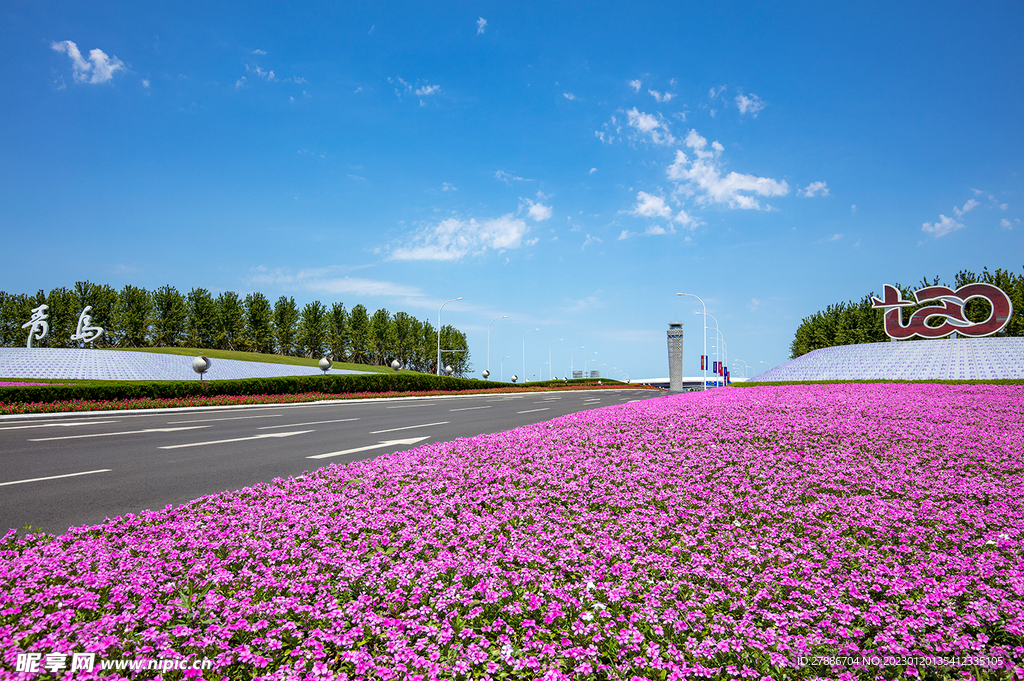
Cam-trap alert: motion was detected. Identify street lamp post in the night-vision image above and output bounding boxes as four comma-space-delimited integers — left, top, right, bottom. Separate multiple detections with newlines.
760, 360, 771, 374
487, 315, 507, 376
584, 351, 598, 376
678, 293, 707, 390
734, 359, 749, 378
438, 297, 462, 376
523, 328, 539, 384
570, 346, 584, 378
696, 310, 726, 386
500, 356, 510, 382
548, 339, 564, 381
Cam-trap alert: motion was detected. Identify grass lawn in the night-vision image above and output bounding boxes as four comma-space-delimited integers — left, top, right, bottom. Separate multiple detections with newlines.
113, 346, 400, 374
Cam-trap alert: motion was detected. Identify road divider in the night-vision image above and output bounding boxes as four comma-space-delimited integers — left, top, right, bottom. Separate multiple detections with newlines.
307, 436, 431, 460
158, 430, 314, 450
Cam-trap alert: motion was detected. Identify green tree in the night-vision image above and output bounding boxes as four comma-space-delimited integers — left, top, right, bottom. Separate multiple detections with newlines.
329, 302, 350, 361
369, 308, 394, 365
152, 285, 187, 347
44, 287, 78, 348
417, 318, 437, 374
390, 311, 415, 367
74, 281, 118, 348
0, 292, 32, 347
348, 304, 371, 363
298, 300, 329, 358
407, 317, 425, 371
439, 324, 471, 376
113, 285, 152, 347
186, 288, 218, 349
273, 296, 299, 356
243, 292, 274, 354
216, 291, 245, 351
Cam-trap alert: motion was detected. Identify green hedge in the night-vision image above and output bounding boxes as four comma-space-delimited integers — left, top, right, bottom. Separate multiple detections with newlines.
0, 373, 511, 405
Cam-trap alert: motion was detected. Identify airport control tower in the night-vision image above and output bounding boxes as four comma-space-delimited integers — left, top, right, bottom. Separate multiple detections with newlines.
667, 322, 684, 391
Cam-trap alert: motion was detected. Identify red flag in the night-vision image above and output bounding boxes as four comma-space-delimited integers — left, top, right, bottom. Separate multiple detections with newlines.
700, 355, 705, 370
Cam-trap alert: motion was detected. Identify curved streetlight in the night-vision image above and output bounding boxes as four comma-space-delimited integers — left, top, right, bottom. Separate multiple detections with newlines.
695, 310, 726, 384
570, 346, 585, 378
584, 351, 598, 376
760, 360, 771, 374
487, 315, 508, 375
500, 355, 511, 382
734, 359, 749, 378
523, 328, 539, 383
678, 293, 708, 391
438, 297, 463, 376
548, 339, 564, 381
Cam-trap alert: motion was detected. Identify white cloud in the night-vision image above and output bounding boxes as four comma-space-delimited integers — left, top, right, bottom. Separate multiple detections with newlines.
142, 79, 150, 88
1001, 203, 1009, 211
649, 89, 674, 103
249, 267, 425, 299
644, 224, 674, 235
802, 181, 829, 197
252, 49, 267, 55
563, 92, 577, 101
626, 107, 675, 145
589, 167, 597, 174
477, 17, 488, 34
629, 79, 642, 92
235, 77, 247, 88
921, 214, 964, 238
442, 182, 456, 192
665, 129, 789, 209
495, 170, 533, 184
735, 92, 766, 116
617, 230, 632, 240
631, 191, 672, 219
51, 40, 125, 84
582, 234, 602, 250
389, 215, 530, 261
851, 204, 857, 214
523, 198, 553, 221
415, 84, 440, 96
952, 198, 979, 217
1001, 218, 1020, 230
708, 85, 726, 99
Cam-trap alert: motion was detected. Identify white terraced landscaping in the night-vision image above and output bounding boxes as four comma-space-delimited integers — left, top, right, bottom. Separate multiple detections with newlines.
756, 336, 1024, 382
0, 348, 371, 381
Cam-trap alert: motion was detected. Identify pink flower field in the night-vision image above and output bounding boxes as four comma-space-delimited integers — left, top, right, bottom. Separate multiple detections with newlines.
2, 384, 1022, 680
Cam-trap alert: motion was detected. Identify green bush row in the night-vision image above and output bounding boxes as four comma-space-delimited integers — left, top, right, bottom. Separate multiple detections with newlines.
0, 373, 510, 405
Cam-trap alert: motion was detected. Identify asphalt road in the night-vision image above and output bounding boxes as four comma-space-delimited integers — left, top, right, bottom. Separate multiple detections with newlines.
0, 388, 666, 535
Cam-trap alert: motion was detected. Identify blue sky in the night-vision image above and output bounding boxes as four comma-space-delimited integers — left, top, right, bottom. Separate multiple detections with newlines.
2, 1, 1022, 380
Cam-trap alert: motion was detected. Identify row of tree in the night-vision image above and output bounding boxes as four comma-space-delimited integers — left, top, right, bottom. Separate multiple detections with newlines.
0, 282, 471, 375
790, 267, 1024, 358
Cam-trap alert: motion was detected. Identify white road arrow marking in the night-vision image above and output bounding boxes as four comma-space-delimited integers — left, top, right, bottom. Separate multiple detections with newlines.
158, 430, 314, 450
307, 436, 431, 460
30, 426, 210, 442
